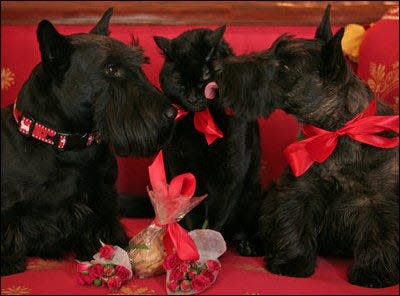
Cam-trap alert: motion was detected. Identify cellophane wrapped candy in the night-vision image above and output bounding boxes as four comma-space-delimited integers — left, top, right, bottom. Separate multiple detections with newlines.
128, 223, 167, 278
128, 151, 207, 278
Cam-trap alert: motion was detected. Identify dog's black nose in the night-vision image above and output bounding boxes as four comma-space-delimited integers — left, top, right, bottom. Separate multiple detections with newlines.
163, 106, 177, 120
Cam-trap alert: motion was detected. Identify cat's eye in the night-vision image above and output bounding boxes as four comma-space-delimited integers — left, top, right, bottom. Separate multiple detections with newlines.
202, 67, 211, 80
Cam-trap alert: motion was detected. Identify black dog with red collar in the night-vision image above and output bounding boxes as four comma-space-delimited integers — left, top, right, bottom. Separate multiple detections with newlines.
1, 8, 176, 276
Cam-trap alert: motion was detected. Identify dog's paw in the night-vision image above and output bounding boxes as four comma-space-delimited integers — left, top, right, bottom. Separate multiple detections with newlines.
98, 224, 130, 248
348, 264, 399, 288
234, 239, 262, 257
266, 255, 315, 278
1, 259, 26, 276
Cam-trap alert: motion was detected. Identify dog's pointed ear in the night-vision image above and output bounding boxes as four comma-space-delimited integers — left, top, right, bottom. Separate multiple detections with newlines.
320, 28, 347, 80
90, 8, 113, 35
315, 4, 333, 42
37, 19, 73, 75
154, 36, 172, 57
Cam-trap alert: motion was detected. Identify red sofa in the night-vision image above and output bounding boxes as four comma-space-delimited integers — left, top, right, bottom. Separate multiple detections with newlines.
1, 22, 398, 295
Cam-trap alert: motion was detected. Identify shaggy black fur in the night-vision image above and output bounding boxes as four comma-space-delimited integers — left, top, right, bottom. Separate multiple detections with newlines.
152, 27, 263, 256
1, 8, 177, 276
213, 5, 399, 288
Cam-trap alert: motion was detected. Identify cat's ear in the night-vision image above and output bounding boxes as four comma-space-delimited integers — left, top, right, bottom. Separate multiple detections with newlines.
206, 25, 227, 61
209, 25, 226, 46
90, 8, 113, 36
154, 36, 172, 57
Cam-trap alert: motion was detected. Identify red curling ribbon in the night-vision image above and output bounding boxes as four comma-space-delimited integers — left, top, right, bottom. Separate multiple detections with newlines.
149, 151, 200, 261
284, 100, 399, 177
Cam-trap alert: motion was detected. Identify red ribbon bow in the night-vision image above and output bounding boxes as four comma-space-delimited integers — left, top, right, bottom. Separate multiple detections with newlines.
173, 105, 223, 145
194, 109, 224, 145
284, 100, 399, 177
148, 151, 205, 261
172, 82, 234, 145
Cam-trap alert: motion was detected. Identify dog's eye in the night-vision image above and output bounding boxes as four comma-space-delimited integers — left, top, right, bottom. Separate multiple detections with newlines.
277, 63, 290, 74
105, 64, 123, 78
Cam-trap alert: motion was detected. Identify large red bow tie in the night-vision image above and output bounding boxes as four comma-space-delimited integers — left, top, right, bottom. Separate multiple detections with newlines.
284, 100, 399, 177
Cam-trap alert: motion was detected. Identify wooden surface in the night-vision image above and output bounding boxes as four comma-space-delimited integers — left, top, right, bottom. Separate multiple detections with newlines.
1, 1, 396, 26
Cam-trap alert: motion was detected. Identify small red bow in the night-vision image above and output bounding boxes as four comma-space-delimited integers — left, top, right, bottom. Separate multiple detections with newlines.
173, 105, 224, 145
148, 151, 206, 261
194, 109, 224, 145
172, 82, 234, 145
284, 100, 399, 177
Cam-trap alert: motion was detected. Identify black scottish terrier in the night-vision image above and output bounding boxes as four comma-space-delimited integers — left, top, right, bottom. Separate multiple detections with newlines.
152, 26, 263, 256
214, 6, 399, 288
1, 8, 177, 275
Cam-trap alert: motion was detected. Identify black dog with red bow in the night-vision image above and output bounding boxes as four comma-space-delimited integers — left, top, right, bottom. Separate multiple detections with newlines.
1, 8, 177, 275
214, 5, 399, 288
153, 27, 263, 256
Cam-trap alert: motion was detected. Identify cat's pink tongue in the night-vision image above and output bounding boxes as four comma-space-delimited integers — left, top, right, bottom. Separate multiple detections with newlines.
204, 81, 218, 100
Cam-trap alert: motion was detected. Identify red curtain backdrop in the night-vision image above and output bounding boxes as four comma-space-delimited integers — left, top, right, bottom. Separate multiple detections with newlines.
1, 24, 309, 194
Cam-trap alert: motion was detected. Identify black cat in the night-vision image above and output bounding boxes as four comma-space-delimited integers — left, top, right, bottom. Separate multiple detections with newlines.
152, 26, 263, 255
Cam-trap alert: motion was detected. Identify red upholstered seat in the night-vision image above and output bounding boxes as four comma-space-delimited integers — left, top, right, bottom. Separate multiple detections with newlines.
357, 5, 399, 114
1, 218, 398, 295
1, 24, 398, 295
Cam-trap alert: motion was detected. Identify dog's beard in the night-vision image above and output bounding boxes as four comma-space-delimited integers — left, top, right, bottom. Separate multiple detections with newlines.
96, 107, 173, 157
94, 87, 175, 157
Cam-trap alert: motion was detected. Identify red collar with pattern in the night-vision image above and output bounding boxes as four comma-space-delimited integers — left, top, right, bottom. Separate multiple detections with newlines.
13, 103, 99, 151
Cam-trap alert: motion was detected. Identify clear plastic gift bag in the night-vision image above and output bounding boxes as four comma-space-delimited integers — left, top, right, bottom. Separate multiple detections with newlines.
128, 222, 166, 278
165, 229, 227, 295
128, 151, 207, 278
